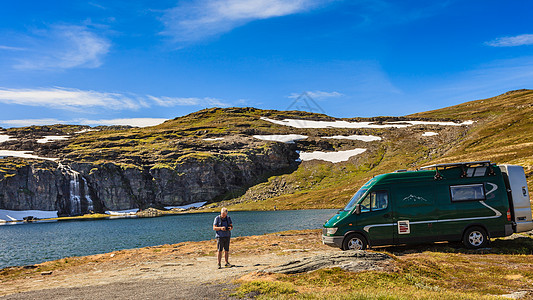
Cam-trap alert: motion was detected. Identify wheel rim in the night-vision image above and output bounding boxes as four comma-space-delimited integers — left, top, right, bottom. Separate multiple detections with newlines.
468, 231, 484, 246
347, 238, 364, 250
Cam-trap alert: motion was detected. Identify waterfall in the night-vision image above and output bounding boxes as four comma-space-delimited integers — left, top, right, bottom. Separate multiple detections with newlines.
82, 176, 94, 212
69, 171, 81, 215
58, 163, 94, 216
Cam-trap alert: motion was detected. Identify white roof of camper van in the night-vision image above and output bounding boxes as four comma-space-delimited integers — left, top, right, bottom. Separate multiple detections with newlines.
420, 161, 492, 170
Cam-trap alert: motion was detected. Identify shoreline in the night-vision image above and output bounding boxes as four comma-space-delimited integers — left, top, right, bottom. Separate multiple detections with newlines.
0, 206, 330, 225
0, 208, 204, 225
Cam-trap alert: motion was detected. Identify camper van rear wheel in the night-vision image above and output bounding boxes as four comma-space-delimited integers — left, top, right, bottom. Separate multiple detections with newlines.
343, 233, 367, 251
463, 227, 488, 249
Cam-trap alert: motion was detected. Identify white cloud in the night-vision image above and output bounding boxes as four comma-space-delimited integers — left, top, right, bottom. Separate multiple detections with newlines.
147, 95, 229, 107
0, 118, 167, 128
0, 45, 26, 51
0, 87, 143, 110
14, 25, 110, 70
79, 118, 168, 127
0, 119, 67, 127
288, 91, 343, 99
161, 0, 328, 42
0, 87, 236, 113
486, 34, 533, 47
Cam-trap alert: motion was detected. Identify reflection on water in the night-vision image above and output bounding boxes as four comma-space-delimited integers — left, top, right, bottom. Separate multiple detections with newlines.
0, 209, 336, 268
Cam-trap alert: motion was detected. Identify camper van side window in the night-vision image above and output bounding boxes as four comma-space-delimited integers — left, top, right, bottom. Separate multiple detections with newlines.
450, 184, 485, 202
371, 191, 388, 211
360, 191, 388, 212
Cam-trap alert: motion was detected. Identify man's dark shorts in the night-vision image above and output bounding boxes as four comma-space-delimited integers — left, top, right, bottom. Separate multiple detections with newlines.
217, 237, 230, 252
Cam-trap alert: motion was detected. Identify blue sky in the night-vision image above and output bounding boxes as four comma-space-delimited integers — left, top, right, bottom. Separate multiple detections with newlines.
0, 0, 532, 127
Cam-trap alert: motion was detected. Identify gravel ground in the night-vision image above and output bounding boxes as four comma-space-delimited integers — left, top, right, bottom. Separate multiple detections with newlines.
0, 230, 353, 299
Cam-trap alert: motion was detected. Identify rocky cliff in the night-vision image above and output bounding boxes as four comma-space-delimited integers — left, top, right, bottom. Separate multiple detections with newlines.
0, 141, 297, 216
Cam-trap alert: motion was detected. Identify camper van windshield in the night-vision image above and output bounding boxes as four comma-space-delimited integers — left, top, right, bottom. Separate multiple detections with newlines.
343, 188, 368, 212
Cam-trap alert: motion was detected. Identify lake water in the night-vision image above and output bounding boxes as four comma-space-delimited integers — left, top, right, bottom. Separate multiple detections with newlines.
0, 209, 337, 268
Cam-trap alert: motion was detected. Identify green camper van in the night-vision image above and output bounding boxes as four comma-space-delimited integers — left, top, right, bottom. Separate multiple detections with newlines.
322, 161, 533, 250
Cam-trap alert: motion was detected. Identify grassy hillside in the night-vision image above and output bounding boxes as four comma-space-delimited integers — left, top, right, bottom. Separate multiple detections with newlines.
408, 89, 533, 167
201, 90, 533, 212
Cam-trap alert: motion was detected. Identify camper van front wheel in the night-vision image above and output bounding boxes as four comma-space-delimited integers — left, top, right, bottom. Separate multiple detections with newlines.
463, 227, 488, 249
343, 233, 367, 251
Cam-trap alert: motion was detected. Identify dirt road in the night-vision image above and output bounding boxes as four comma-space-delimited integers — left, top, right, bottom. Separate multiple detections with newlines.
0, 230, 340, 299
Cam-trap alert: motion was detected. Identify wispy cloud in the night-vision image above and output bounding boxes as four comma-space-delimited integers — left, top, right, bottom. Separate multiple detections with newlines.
147, 95, 230, 107
418, 56, 533, 111
0, 87, 234, 112
0, 45, 27, 51
486, 34, 533, 47
13, 25, 110, 70
288, 90, 343, 99
161, 0, 330, 42
0, 87, 143, 110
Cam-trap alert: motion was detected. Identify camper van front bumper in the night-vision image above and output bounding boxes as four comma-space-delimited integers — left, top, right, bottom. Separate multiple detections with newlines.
322, 235, 343, 248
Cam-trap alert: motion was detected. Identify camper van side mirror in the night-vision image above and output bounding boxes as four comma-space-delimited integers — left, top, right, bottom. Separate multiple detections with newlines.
355, 204, 361, 215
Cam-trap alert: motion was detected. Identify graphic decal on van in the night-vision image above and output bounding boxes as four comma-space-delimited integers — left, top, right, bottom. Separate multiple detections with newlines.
485, 183, 498, 195
402, 195, 428, 203
363, 201, 502, 233
398, 220, 410, 234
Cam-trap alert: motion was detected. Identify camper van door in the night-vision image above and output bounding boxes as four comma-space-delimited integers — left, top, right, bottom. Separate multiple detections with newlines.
392, 181, 438, 244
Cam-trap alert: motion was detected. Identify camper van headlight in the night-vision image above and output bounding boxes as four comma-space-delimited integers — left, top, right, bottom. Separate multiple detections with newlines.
326, 227, 338, 235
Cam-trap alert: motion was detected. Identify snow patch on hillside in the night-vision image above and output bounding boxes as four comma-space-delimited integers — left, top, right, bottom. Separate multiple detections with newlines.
299, 148, 367, 163
75, 129, 98, 134
203, 137, 224, 141
0, 150, 58, 161
165, 201, 207, 210
36, 135, 70, 143
0, 135, 17, 143
253, 134, 308, 143
261, 117, 474, 129
261, 117, 408, 129
105, 209, 139, 215
322, 135, 381, 142
0, 209, 58, 222
422, 132, 439, 137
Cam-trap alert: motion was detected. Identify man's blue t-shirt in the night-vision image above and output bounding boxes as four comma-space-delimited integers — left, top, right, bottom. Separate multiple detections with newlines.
213, 215, 232, 238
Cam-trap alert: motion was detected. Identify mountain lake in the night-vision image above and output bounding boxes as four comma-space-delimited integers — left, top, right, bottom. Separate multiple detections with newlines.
0, 209, 337, 269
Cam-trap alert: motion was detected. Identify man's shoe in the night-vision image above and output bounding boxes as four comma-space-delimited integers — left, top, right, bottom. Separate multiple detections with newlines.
225, 263, 233, 267
218, 264, 222, 269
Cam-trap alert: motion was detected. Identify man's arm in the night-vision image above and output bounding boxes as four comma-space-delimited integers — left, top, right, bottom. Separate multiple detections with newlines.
213, 217, 227, 231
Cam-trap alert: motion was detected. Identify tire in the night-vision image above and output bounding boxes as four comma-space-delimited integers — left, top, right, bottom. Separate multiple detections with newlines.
342, 233, 367, 251
463, 227, 488, 249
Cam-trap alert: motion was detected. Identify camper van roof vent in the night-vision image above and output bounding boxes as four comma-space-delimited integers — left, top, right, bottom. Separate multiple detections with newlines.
420, 161, 492, 170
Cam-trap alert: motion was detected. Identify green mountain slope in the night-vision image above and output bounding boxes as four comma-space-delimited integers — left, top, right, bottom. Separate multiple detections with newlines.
201, 90, 533, 211
409, 89, 533, 167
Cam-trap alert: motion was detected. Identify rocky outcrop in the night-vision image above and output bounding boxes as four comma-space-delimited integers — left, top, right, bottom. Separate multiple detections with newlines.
0, 141, 298, 216
263, 250, 394, 274
136, 208, 164, 218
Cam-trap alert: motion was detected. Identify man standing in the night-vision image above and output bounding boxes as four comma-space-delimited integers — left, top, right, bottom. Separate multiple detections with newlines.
213, 207, 233, 269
